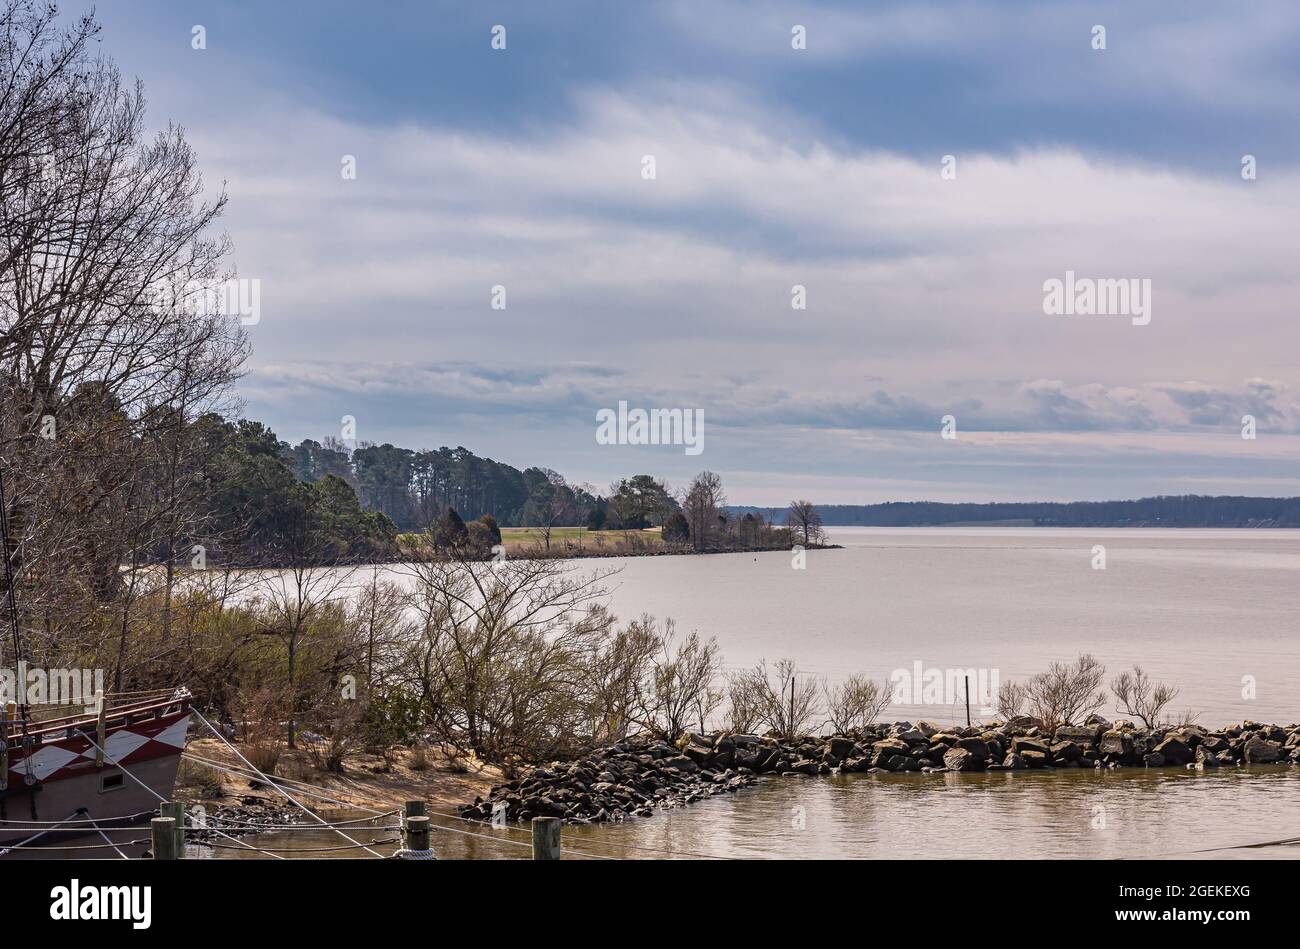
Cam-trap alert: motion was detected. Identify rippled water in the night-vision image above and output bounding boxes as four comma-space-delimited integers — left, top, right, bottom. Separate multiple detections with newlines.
223, 767, 1300, 861
235, 527, 1300, 859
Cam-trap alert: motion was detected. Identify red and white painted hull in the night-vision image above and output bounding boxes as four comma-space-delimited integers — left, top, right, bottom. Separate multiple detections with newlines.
1, 694, 190, 857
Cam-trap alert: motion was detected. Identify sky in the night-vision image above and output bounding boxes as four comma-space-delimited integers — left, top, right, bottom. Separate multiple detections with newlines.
87, 1, 1300, 505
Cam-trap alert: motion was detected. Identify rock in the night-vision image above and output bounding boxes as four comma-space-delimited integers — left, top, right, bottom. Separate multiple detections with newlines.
872, 738, 910, 757
1002, 752, 1026, 770
1085, 714, 1112, 728
1142, 752, 1166, 768
1099, 730, 1133, 757
1054, 724, 1102, 745
1011, 737, 1051, 757
1020, 749, 1049, 768
1051, 741, 1081, 763
1243, 736, 1282, 763
826, 736, 856, 760
790, 758, 820, 775
956, 736, 991, 759
1154, 736, 1193, 765
943, 747, 987, 772
914, 721, 940, 738
1194, 745, 1219, 768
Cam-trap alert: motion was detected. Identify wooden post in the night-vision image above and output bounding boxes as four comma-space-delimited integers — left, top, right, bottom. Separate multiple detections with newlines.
151, 817, 178, 860
404, 801, 427, 852
405, 815, 430, 853
964, 676, 971, 727
531, 816, 561, 860
0, 702, 10, 791
160, 802, 185, 859
94, 689, 106, 768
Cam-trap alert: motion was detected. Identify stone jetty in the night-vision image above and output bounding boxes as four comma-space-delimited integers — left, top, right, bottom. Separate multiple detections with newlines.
458, 717, 1300, 825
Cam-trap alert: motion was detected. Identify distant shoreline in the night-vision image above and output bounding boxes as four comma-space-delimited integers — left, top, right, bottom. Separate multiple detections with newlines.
730, 495, 1300, 530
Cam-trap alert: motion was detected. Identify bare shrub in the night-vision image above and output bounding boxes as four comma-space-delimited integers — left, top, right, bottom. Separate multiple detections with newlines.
721, 669, 767, 734
244, 739, 282, 776
742, 659, 820, 740
1025, 654, 1107, 729
822, 674, 892, 733
401, 555, 623, 769
997, 680, 1029, 721
633, 619, 722, 741
1111, 666, 1179, 728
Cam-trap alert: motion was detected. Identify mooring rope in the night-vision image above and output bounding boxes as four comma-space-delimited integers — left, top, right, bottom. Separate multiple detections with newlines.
184, 751, 392, 814
190, 710, 387, 858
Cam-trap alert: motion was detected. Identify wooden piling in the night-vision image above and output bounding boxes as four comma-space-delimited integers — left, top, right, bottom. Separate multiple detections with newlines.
532, 816, 561, 860
160, 801, 185, 859
94, 689, 106, 767
0, 702, 10, 791
405, 815, 430, 853
151, 817, 178, 860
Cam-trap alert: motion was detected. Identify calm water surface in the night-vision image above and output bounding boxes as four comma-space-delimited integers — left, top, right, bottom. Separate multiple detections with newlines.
239, 527, 1300, 859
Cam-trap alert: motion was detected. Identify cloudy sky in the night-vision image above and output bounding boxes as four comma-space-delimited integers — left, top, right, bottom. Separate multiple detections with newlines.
93, 1, 1300, 505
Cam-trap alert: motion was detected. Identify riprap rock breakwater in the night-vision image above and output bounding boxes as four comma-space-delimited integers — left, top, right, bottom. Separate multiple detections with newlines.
459, 717, 1300, 825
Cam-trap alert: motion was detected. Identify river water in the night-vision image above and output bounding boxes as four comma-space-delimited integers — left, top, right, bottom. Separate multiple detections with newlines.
235, 527, 1300, 859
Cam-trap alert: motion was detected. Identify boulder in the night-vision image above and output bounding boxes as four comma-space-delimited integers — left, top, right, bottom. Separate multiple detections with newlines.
1020, 749, 1049, 768
1055, 724, 1102, 745
1011, 737, 1051, 757
956, 736, 991, 759
1051, 741, 1081, 763
1100, 730, 1133, 757
825, 736, 856, 760
914, 721, 940, 738
872, 738, 910, 757
1142, 752, 1166, 768
1154, 736, 1193, 765
1243, 736, 1282, 763
943, 747, 987, 772
1194, 745, 1219, 768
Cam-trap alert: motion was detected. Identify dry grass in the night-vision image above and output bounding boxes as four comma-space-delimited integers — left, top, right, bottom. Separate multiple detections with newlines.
177, 737, 503, 811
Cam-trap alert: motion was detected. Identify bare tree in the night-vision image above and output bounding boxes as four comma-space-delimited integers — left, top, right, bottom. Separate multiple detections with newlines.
721, 668, 767, 734
582, 613, 658, 742
0, 2, 246, 670
1111, 666, 1179, 729
738, 658, 820, 740
822, 673, 891, 733
996, 680, 1029, 721
400, 550, 620, 770
681, 470, 725, 552
1025, 654, 1107, 729
632, 618, 722, 741
786, 499, 825, 547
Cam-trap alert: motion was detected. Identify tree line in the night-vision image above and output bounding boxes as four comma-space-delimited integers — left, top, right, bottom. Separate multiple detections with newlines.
731, 496, 1300, 528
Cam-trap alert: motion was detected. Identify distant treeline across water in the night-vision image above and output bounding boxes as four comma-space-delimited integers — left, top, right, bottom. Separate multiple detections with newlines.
727, 495, 1300, 528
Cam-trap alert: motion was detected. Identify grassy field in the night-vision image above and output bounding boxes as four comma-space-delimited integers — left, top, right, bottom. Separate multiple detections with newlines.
397, 526, 667, 557
499, 526, 664, 554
